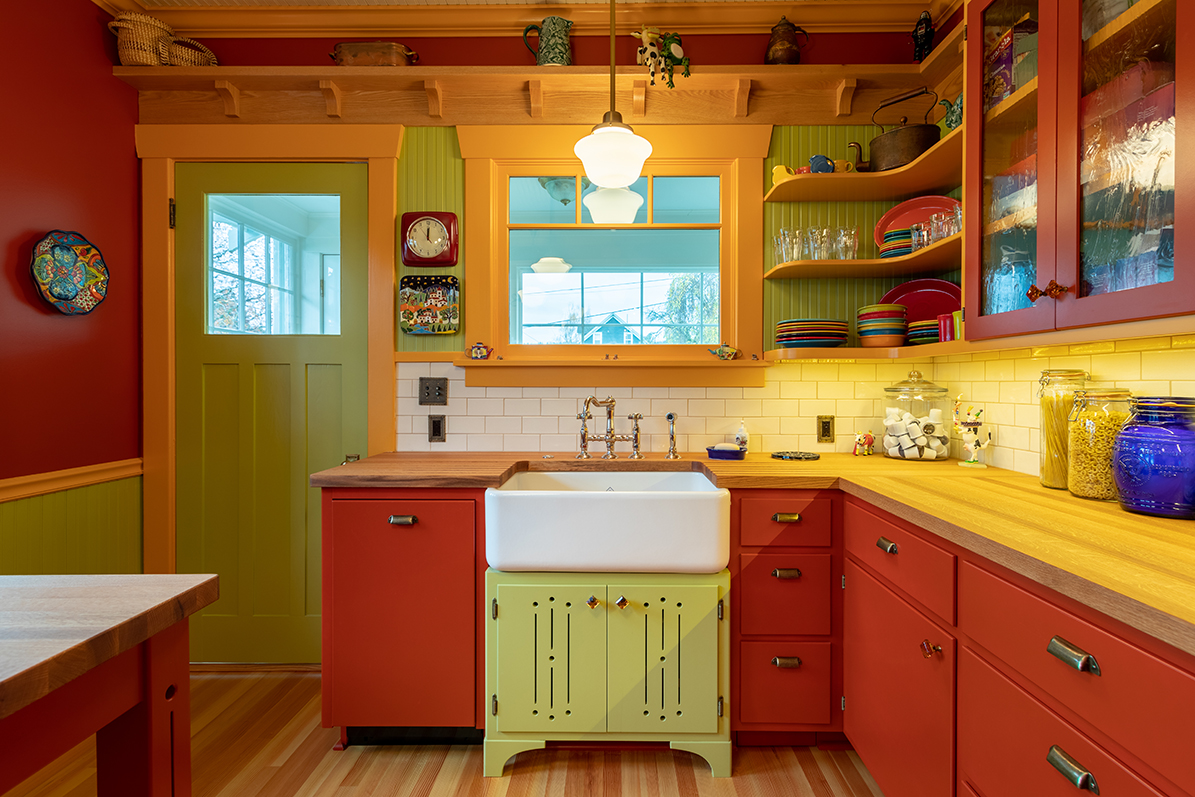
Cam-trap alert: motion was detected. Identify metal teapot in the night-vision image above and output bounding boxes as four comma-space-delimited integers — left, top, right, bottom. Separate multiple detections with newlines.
766, 17, 809, 65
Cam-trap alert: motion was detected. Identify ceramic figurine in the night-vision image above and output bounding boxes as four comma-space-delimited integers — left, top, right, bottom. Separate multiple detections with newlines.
954, 397, 992, 467
470, 342, 494, 360
853, 431, 875, 456
939, 93, 963, 130
657, 31, 690, 89
524, 16, 573, 66
912, 10, 935, 63
632, 27, 662, 86
708, 342, 740, 360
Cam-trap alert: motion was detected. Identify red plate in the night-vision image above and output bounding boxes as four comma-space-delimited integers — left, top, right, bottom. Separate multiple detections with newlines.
879, 279, 962, 323
873, 196, 961, 247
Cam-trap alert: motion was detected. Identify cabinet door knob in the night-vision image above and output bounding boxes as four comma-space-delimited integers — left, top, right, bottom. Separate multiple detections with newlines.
1027, 280, 1071, 303
771, 656, 802, 668
1047, 745, 1101, 793
387, 515, 417, 526
771, 568, 802, 579
876, 536, 898, 554
1047, 635, 1102, 676
771, 512, 801, 523
586, 595, 601, 609
920, 639, 942, 658
615, 595, 629, 609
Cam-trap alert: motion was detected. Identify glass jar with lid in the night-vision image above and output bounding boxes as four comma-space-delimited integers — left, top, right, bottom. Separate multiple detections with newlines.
880, 370, 952, 461
1067, 388, 1131, 501
1039, 369, 1087, 489
1112, 397, 1195, 519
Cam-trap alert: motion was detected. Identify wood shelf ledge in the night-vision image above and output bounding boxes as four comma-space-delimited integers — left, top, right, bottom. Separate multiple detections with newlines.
764, 232, 962, 280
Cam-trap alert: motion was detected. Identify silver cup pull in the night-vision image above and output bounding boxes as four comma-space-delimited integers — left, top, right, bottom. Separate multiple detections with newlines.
1047, 636, 1102, 676
1047, 745, 1100, 794
387, 515, 417, 526
876, 536, 898, 554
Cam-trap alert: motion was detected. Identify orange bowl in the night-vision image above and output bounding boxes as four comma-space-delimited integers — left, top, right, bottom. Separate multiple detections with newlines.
859, 334, 906, 348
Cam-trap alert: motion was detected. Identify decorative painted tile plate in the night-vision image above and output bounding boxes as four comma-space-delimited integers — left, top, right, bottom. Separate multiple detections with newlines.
400, 274, 460, 334
30, 230, 109, 315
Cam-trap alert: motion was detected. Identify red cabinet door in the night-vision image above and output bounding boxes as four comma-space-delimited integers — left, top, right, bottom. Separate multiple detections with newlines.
739, 553, 832, 635
324, 499, 475, 727
739, 640, 833, 725
843, 559, 954, 797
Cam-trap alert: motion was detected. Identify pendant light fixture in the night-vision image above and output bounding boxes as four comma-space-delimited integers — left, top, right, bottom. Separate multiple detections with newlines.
573, 0, 652, 188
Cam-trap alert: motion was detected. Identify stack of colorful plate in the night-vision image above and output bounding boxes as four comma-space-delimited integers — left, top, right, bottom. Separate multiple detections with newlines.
775, 318, 849, 348
907, 319, 940, 345
879, 227, 913, 259
856, 303, 907, 347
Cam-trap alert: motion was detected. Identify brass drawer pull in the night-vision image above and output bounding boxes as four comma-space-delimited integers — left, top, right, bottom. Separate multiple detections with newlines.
876, 536, 898, 554
1047, 636, 1102, 676
772, 512, 801, 523
771, 568, 802, 579
771, 656, 802, 668
387, 515, 417, 526
1047, 745, 1100, 793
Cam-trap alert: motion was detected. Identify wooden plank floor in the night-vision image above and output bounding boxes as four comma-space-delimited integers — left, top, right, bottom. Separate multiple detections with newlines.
5, 672, 884, 797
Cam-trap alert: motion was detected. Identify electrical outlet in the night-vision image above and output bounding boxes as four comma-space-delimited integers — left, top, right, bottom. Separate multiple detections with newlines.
418, 377, 448, 406
817, 415, 835, 443
428, 415, 446, 443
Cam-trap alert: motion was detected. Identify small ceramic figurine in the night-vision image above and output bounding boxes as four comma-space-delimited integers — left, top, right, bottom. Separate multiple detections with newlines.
632, 27, 690, 88
470, 342, 494, 360
853, 431, 875, 456
954, 396, 992, 467
657, 31, 690, 89
939, 93, 963, 130
912, 10, 935, 63
708, 342, 740, 360
631, 27, 662, 86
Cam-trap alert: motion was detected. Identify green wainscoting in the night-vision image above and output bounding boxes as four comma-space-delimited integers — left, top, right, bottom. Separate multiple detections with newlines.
397, 127, 465, 353
0, 477, 143, 574
763, 126, 962, 345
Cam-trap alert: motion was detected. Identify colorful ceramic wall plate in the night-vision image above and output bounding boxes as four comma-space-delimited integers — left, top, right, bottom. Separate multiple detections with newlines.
400, 274, 460, 334
30, 230, 109, 315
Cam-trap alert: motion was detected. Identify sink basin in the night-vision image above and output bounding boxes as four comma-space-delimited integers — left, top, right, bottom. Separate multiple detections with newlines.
484, 470, 729, 573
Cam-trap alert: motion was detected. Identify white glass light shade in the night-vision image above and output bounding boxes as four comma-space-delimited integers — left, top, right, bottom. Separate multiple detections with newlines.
582, 186, 644, 224
530, 256, 572, 273
573, 127, 653, 188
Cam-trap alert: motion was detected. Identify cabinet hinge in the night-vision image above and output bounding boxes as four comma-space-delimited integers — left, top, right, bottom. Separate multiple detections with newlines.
717, 599, 724, 620
717, 696, 724, 717
841, 696, 846, 711
842, 574, 846, 589
168, 198, 176, 229
963, 24, 967, 42
491, 598, 498, 620
491, 694, 498, 716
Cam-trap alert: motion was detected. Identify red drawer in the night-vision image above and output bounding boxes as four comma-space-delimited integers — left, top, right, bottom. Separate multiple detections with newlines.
739, 553, 831, 636
741, 497, 832, 547
960, 561, 1195, 794
843, 501, 955, 624
739, 641, 832, 725
959, 648, 1167, 797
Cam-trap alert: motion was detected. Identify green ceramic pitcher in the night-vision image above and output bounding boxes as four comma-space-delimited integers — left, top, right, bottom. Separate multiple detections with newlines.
524, 16, 573, 66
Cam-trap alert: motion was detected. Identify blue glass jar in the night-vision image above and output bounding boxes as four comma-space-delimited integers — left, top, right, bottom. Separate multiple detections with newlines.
1112, 397, 1195, 519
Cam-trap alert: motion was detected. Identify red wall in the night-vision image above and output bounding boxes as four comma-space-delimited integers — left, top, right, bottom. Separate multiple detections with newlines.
1, 0, 141, 480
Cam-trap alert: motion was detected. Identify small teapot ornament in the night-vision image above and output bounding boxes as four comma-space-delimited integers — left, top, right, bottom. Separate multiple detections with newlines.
708, 342, 741, 360
470, 342, 494, 360
939, 93, 963, 130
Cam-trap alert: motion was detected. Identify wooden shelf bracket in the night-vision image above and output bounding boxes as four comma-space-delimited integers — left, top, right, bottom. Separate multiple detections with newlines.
319, 79, 342, 118
632, 80, 647, 118
213, 79, 240, 118
425, 79, 444, 119
528, 79, 543, 119
836, 78, 857, 117
735, 78, 752, 118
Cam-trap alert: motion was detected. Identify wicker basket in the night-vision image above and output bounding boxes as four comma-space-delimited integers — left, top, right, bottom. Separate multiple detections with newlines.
159, 36, 218, 66
107, 12, 173, 66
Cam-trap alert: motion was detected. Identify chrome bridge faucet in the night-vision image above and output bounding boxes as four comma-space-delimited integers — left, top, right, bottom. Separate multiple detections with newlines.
577, 396, 644, 460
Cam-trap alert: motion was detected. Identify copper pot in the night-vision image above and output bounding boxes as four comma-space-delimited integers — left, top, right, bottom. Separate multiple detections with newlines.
867, 88, 941, 172
766, 17, 809, 65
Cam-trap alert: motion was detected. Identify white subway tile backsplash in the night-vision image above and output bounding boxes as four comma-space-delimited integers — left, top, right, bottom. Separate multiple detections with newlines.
486, 416, 522, 434
707, 387, 744, 399
503, 435, 541, 451
689, 399, 727, 416
397, 379, 415, 398
725, 399, 763, 417
985, 360, 1017, 382
397, 362, 431, 379
522, 387, 560, 398
486, 387, 523, 398
522, 416, 559, 435
632, 387, 670, 399
450, 380, 487, 398
467, 434, 504, 450
817, 382, 855, 400
1089, 352, 1141, 382
669, 387, 706, 399
802, 363, 839, 381
467, 398, 505, 415
999, 381, 1032, 405
504, 398, 541, 416
542, 398, 581, 416
743, 382, 780, 400
428, 362, 459, 378
780, 381, 818, 399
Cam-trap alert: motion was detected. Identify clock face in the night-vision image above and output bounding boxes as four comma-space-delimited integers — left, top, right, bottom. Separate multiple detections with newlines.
406, 216, 450, 259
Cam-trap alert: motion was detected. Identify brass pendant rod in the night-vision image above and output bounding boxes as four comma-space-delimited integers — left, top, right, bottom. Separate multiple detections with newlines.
608, 0, 616, 114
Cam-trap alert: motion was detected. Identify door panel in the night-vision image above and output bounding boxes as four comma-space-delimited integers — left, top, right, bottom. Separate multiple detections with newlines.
175, 163, 368, 662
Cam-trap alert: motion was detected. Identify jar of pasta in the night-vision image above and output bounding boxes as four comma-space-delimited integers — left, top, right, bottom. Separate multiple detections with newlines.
1067, 388, 1131, 500
1039, 369, 1086, 489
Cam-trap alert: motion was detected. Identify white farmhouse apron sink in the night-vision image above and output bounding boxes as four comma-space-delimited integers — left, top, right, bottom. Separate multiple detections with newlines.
484, 470, 730, 573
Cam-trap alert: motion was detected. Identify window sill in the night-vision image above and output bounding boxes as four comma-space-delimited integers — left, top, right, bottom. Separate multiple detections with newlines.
452, 357, 767, 388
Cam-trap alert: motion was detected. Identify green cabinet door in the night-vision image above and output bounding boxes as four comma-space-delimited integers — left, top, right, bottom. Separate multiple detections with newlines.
607, 584, 719, 734
495, 583, 607, 734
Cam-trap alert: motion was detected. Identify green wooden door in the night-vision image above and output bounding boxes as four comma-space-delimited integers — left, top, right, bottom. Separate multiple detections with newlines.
175, 163, 368, 662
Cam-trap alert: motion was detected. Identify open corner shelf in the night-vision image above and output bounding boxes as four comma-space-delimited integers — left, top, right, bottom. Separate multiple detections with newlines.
764, 339, 968, 361
765, 233, 961, 280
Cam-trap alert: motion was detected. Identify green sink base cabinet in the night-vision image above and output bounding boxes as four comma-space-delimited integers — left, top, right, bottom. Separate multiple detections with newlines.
484, 569, 732, 778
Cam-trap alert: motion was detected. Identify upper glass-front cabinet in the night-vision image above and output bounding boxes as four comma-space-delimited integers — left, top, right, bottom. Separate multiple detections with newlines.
965, 0, 1191, 339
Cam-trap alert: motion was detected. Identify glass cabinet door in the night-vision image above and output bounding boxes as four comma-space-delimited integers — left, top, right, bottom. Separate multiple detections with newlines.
965, 0, 1060, 339
1055, 0, 1189, 328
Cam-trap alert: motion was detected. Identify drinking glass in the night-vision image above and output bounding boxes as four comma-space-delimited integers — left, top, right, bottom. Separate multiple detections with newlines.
930, 212, 952, 242
835, 226, 858, 260
909, 223, 930, 251
808, 227, 833, 260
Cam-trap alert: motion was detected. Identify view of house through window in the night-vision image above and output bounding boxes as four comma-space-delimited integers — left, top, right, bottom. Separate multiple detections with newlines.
207, 194, 341, 335
508, 175, 721, 345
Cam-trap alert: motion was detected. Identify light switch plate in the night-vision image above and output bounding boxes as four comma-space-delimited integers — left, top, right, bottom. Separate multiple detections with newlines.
419, 377, 448, 405
817, 415, 835, 443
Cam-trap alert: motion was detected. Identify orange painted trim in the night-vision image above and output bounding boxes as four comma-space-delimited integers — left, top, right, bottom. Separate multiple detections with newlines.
458, 362, 768, 388
0, 459, 144, 504
368, 157, 400, 457
135, 125, 404, 160
457, 125, 772, 160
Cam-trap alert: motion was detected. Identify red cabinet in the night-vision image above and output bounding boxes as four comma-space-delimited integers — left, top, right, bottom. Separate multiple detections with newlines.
843, 559, 955, 797
738, 553, 831, 636
322, 495, 477, 730
739, 641, 832, 725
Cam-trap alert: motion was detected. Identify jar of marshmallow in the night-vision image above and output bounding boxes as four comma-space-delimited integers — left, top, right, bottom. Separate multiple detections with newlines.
881, 370, 952, 461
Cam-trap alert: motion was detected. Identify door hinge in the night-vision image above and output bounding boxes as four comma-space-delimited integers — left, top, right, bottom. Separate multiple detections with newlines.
842, 574, 846, 589
491, 694, 498, 716
717, 696, 724, 717
717, 599, 724, 620
841, 696, 846, 711
491, 598, 498, 620
168, 198, 176, 229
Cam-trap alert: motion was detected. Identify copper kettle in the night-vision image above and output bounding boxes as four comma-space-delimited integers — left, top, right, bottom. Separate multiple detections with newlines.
766, 17, 809, 65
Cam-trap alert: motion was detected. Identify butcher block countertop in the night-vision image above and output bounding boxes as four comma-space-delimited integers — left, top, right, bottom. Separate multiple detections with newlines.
313, 452, 1195, 659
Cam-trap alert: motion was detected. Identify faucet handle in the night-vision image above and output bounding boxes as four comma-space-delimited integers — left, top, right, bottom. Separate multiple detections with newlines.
576, 410, 591, 421
627, 413, 643, 421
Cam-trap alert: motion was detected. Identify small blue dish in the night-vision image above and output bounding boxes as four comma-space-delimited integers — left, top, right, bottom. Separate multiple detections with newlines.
707, 446, 747, 460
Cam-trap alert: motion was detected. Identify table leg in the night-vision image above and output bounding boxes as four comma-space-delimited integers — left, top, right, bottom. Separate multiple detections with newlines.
96, 619, 193, 797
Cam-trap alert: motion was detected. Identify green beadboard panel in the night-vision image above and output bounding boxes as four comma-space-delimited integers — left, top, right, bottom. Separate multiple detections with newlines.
397, 127, 466, 353
0, 477, 143, 574
763, 126, 963, 347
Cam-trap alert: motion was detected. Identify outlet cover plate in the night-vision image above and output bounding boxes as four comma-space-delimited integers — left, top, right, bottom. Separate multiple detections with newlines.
428, 415, 446, 442
817, 415, 835, 443
419, 376, 448, 406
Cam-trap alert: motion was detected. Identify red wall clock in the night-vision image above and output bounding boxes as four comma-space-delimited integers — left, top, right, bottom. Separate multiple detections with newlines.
400, 211, 458, 267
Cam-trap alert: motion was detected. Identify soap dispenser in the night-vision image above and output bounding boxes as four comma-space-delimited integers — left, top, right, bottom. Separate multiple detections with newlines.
735, 420, 750, 448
